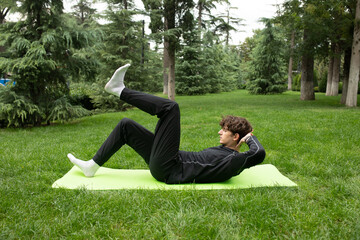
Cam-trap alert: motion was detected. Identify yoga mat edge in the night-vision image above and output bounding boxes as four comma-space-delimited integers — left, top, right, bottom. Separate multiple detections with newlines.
52, 164, 297, 190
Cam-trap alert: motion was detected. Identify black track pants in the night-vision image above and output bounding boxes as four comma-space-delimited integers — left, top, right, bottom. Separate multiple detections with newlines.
92, 88, 180, 182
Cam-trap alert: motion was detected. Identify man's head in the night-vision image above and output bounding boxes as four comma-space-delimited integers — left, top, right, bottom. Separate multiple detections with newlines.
219, 115, 252, 141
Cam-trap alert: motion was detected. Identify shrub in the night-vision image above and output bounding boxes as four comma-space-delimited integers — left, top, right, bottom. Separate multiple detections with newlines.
69, 82, 95, 110
47, 96, 91, 123
318, 71, 327, 93
0, 86, 92, 128
0, 87, 44, 127
89, 82, 129, 111
292, 73, 301, 91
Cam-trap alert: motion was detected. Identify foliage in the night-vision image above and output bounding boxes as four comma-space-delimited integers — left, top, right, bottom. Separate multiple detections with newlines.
71, 0, 96, 25
318, 71, 327, 93
0, 0, 18, 23
292, 73, 301, 91
247, 19, 287, 94
47, 96, 91, 123
293, 71, 321, 92
176, 45, 208, 95
0, 86, 43, 127
175, 14, 239, 95
0, 0, 101, 126
96, 1, 162, 93
69, 82, 95, 110
176, 42, 240, 95
0, 86, 92, 127
212, 6, 243, 45
89, 82, 130, 111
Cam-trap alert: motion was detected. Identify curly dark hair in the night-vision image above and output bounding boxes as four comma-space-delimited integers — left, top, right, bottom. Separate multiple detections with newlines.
219, 115, 253, 139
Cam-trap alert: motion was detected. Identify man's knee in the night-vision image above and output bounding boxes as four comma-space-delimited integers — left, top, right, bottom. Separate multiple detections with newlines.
117, 118, 135, 131
119, 117, 132, 125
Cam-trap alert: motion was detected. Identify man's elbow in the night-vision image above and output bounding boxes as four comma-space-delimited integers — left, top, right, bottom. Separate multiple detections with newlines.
257, 148, 266, 163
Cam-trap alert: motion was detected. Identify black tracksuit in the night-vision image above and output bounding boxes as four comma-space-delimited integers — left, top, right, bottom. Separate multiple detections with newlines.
93, 88, 266, 184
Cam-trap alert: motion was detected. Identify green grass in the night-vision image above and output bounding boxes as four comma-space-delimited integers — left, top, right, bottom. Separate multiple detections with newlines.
1, 90, 359, 239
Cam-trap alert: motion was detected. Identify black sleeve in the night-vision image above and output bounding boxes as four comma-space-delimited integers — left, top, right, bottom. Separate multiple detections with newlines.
234, 136, 266, 170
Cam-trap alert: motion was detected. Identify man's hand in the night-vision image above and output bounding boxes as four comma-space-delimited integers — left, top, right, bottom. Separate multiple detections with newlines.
236, 130, 254, 148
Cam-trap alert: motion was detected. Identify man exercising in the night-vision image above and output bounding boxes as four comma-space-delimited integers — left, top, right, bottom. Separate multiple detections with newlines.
67, 64, 266, 184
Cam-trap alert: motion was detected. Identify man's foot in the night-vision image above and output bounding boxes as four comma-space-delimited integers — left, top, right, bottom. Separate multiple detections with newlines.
104, 63, 131, 97
67, 153, 100, 177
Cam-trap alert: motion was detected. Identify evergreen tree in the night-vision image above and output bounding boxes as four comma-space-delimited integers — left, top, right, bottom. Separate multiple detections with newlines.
0, 0, 100, 126
247, 19, 287, 94
71, 0, 97, 25
175, 15, 208, 95
98, 0, 162, 93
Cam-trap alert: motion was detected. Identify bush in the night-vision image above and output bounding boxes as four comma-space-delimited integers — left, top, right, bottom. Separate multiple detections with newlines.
89, 82, 129, 111
292, 71, 321, 92
0, 87, 44, 127
47, 96, 91, 123
69, 82, 95, 110
318, 71, 327, 93
338, 82, 343, 94
0, 86, 92, 128
292, 74, 301, 91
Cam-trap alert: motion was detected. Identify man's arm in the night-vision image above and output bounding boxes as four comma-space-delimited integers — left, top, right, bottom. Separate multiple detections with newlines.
236, 135, 266, 169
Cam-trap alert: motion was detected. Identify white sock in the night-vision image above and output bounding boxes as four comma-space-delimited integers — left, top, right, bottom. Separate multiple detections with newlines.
67, 153, 100, 177
104, 63, 131, 97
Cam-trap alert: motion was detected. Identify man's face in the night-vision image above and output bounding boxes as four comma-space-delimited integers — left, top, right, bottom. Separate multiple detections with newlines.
218, 127, 237, 147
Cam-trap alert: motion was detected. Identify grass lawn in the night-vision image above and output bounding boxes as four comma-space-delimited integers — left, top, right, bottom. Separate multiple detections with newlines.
1, 90, 359, 239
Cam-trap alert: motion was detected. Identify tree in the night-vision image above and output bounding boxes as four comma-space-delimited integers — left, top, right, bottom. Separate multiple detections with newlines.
71, 0, 97, 25
0, 0, 16, 24
275, 0, 302, 90
212, 6, 243, 45
197, 0, 228, 38
0, 0, 100, 126
346, 0, 360, 107
278, 0, 356, 101
98, 0, 161, 92
298, 0, 329, 101
300, 28, 315, 100
324, 1, 354, 97
247, 19, 287, 94
143, 0, 195, 100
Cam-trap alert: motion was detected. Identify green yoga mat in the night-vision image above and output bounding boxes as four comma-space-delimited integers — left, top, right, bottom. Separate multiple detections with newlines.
52, 164, 297, 190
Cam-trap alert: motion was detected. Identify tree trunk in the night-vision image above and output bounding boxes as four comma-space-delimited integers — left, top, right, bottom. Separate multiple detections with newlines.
341, 47, 351, 104
168, 51, 176, 101
141, 20, 145, 64
198, 1, 203, 41
198, 1, 202, 31
225, 9, 230, 46
288, 31, 295, 90
164, 0, 176, 100
163, 39, 169, 95
326, 46, 335, 96
346, 0, 360, 107
0, 8, 11, 24
300, 54, 315, 100
330, 43, 341, 96
300, 29, 315, 100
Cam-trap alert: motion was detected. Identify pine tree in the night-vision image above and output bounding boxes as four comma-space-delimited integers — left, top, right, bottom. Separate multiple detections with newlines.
98, 0, 162, 92
0, 0, 100, 126
247, 19, 287, 94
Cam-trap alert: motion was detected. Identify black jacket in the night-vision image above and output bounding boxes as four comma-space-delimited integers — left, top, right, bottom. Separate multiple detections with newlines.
167, 136, 266, 183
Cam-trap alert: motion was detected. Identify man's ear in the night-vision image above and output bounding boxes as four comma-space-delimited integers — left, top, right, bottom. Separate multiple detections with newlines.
234, 133, 240, 142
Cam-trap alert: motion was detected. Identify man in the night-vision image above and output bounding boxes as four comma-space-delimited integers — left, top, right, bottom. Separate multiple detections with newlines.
67, 64, 265, 184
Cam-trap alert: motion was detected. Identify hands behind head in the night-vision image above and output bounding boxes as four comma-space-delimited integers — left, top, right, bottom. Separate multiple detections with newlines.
236, 130, 254, 148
